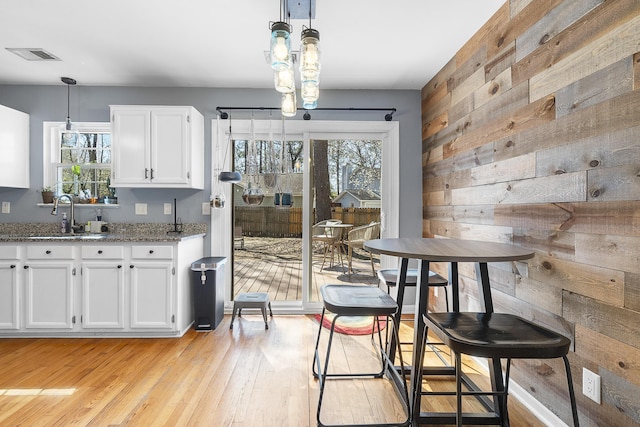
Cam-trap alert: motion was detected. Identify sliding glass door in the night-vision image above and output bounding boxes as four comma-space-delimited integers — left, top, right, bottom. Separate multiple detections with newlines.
210, 119, 399, 312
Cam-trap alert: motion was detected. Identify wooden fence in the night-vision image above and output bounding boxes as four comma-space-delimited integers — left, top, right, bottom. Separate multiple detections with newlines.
234, 207, 380, 237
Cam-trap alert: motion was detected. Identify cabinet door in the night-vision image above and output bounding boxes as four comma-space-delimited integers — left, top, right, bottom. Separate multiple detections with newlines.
111, 107, 151, 185
25, 262, 75, 329
82, 262, 125, 329
151, 108, 189, 185
129, 261, 174, 330
0, 104, 29, 188
0, 262, 19, 329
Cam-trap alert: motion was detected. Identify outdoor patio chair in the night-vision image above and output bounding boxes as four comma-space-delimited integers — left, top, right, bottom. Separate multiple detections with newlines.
312, 219, 343, 269
345, 221, 380, 277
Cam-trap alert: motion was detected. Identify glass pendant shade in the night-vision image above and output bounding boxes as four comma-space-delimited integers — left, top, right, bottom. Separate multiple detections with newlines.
301, 81, 319, 100
274, 67, 295, 93
270, 22, 292, 70
301, 80, 319, 110
281, 91, 297, 117
300, 28, 321, 80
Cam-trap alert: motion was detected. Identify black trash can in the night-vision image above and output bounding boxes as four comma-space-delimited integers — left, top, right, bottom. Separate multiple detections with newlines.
191, 256, 227, 331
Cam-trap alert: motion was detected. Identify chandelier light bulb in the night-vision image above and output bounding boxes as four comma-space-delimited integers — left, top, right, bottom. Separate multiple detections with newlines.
273, 37, 288, 61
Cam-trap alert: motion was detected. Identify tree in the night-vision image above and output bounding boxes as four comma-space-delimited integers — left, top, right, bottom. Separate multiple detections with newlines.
313, 139, 332, 222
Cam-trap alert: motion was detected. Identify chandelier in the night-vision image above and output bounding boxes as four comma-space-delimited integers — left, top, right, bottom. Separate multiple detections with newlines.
269, 0, 320, 117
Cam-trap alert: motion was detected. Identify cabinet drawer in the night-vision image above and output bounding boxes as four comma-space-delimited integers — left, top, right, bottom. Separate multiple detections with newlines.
81, 245, 124, 259
0, 246, 19, 259
131, 245, 173, 259
26, 245, 74, 260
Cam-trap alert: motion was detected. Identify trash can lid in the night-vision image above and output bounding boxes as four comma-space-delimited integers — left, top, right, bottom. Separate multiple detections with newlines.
191, 256, 227, 270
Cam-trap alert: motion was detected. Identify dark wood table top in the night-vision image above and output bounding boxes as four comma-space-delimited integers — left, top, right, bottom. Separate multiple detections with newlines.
364, 237, 534, 263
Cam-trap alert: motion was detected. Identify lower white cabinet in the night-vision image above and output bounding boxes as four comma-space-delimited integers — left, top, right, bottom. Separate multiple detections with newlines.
24, 245, 76, 329
0, 246, 20, 330
25, 262, 75, 329
130, 262, 174, 329
82, 262, 125, 329
129, 245, 175, 330
0, 237, 203, 337
81, 245, 125, 329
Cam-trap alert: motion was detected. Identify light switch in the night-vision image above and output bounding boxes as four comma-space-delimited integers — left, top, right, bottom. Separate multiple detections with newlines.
164, 203, 172, 215
135, 203, 147, 215
202, 202, 210, 215
1, 201, 9, 214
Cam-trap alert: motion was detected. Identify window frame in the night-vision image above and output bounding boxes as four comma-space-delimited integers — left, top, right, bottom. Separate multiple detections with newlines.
42, 122, 112, 195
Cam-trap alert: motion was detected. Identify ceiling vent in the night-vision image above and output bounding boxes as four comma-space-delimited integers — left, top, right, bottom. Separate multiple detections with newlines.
6, 48, 61, 61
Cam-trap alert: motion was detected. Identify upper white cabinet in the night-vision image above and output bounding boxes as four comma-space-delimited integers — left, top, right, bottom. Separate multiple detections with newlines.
0, 104, 30, 188
110, 106, 204, 189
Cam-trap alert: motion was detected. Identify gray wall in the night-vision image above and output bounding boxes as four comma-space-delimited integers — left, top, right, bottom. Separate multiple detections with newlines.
0, 85, 421, 254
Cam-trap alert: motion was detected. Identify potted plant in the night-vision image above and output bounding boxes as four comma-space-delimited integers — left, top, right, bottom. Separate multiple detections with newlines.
41, 186, 55, 203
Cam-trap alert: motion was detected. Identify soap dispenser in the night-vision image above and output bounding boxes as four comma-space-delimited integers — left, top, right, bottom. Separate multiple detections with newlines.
61, 213, 70, 233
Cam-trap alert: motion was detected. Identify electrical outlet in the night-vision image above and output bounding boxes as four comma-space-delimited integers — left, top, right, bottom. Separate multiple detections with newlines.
202, 202, 210, 215
583, 368, 601, 404
1, 201, 9, 214
164, 203, 172, 215
135, 203, 147, 215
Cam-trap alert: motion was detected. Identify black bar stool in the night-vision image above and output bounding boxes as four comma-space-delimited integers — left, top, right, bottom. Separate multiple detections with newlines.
423, 312, 580, 427
377, 267, 449, 311
312, 284, 410, 427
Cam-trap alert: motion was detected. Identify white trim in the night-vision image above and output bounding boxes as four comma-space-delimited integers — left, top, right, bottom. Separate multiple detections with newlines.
210, 119, 400, 312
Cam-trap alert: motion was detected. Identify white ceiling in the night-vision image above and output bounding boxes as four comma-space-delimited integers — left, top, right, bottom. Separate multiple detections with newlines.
0, 0, 503, 90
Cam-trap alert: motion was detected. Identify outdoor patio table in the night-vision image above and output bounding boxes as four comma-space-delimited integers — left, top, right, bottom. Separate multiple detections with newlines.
364, 237, 534, 425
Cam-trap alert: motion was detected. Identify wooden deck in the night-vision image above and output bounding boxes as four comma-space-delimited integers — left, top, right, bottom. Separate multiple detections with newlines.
233, 237, 379, 302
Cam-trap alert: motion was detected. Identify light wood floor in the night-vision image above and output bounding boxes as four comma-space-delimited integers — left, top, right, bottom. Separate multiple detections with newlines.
0, 315, 544, 426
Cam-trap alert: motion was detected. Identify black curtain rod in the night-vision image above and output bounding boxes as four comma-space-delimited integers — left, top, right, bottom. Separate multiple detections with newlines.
215, 106, 396, 121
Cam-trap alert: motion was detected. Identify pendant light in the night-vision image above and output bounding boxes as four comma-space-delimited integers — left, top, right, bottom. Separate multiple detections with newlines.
299, 7, 320, 110
61, 76, 77, 135
270, 21, 293, 71
218, 115, 242, 183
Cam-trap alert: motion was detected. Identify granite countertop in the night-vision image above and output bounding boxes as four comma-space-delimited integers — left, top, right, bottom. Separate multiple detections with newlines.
0, 223, 207, 243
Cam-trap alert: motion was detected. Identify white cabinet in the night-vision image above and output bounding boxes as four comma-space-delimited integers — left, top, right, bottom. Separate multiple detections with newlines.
129, 245, 175, 330
0, 236, 203, 337
0, 104, 30, 188
24, 246, 75, 329
0, 246, 20, 329
81, 245, 125, 329
110, 106, 204, 189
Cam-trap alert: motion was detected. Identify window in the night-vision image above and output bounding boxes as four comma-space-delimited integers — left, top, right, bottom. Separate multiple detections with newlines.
43, 122, 112, 201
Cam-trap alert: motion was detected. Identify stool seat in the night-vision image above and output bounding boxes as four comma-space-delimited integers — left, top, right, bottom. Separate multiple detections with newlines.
320, 284, 398, 317
377, 268, 448, 286
230, 292, 272, 329
426, 312, 571, 359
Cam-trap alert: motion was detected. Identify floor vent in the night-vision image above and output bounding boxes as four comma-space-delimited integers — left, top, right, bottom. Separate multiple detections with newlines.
6, 48, 61, 61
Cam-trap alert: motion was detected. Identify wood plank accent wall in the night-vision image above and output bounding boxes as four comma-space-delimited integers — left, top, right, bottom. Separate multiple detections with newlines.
421, 1, 640, 425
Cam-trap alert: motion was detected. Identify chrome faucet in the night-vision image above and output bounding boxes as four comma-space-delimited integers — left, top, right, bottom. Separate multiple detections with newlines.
51, 194, 75, 233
